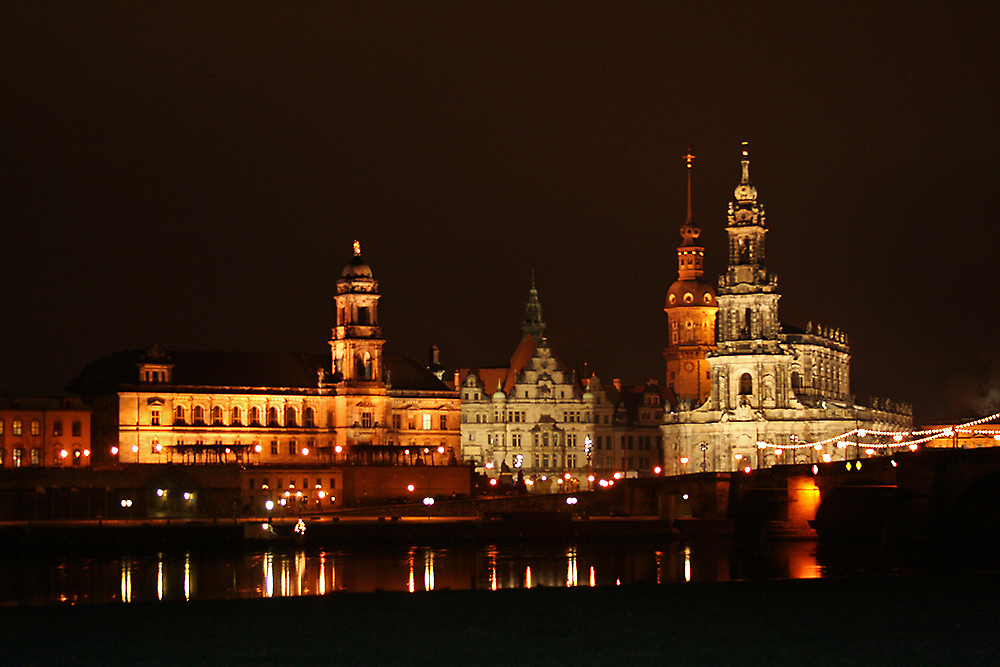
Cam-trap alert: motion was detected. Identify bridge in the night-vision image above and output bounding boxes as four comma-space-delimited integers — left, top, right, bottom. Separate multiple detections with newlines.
619, 445, 1000, 542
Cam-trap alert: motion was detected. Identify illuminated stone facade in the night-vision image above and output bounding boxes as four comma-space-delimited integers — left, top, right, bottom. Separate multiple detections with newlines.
662, 148, 911, 472
69, 245, 461, 494
460, 284, 665, 491
0, 396, 92, 468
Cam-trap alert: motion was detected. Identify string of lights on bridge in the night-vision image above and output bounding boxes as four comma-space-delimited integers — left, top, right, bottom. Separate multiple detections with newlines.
754, 409, 1000, 453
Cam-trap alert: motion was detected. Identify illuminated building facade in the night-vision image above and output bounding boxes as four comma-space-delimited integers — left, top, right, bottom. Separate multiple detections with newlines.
664, 152, 717, 405
662, 147, 911, 472
68, 244, 461, 506
0, 396, 91, 468
459, 283, 664, 491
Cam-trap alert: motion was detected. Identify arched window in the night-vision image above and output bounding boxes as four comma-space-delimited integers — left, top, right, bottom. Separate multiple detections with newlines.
212, 406, 224, 425
30, 419, 41, 436
791, 371, 802, 392
231, 406, 242, 425
267, 407, 279, 427
30, 448, 41, 465
174, 406, 186, 425
192, 406, 205, 425
249, 406, 261, 426
13, 448, 23, 467
285, 407, 297, 427
739, 373, 753, 396
12, 419, 22, 436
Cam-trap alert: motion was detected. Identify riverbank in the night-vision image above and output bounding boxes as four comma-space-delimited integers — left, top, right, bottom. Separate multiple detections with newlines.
2, 570, 997, 666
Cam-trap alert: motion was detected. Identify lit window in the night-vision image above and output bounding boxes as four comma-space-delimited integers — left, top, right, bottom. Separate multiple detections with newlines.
12, 419, 22, 436
13, 448, 23, 467
422, 414, 432, 430
30, 448, 41, 466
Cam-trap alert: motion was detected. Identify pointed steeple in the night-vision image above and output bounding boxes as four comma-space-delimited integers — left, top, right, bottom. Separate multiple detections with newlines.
521, 274, 546, 341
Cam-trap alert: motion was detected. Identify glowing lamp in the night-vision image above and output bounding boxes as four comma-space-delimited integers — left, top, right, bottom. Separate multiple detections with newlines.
423, 497, 435, 506
613, 472, 621, 480
814, 444, 823, 451
588, 475, 595, 482
317, 491, 326, 499
83, 449, 90, 457
680, 457, 689, 465
155, 443, 163, 452
59, 449, 68, 459
564, 473, 571, 480
131, 445, 139, 453
734, 453, 743, 461
301, 448, 309, 456
407, 484, 415, 492
865, 448, 875, 456
744, 466, 751, 473
908, 444, 918, 451
156, 488, 164, 497
489, 478, 497, 486
774, 448, 783, 456
437, 446, 445, 454
566, 497, 578, 505
265, 500, 274, 511
654, 466, 662, 474
255, 444, 263, 453
111, 446, 119, 455
857, 429, 867, 438
334, 445, 343, 453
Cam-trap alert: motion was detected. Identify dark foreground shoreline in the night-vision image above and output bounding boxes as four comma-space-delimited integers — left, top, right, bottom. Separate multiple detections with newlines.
3, 571, 998, 666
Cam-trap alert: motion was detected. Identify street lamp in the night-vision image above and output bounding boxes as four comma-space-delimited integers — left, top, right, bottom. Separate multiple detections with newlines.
699, 442, 708, 472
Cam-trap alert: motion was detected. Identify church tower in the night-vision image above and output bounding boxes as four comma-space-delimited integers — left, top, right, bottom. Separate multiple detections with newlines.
709, 144, 793, 411
330, 240, 385, 386
664, 152, 717, 405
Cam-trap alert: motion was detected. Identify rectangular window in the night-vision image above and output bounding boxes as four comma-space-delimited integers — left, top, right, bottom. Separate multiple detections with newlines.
567, 454, 577, 468
30, 448, 40, 465
392, 414, 401, 429
72, 420, 82, 437
248, 479, 255, 490
13, 420, 22, 436
422, 414, 432, 430
329, 478, 336, 489
439, 415, 447, 430
362, 412, 373, 428
53, 420, 63, 436
30, 420, 41, 436
289, 441, 297, 455
270, 441, 278, 455
151, 410, 160, 426
542, 454, 549, 468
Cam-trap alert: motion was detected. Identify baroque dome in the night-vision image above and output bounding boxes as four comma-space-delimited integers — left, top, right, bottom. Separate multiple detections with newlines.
666, 278, 717, 309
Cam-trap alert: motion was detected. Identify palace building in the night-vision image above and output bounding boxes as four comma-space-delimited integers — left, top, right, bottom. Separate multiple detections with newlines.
459, 282, 665, 491
66, 244, 463, 509
661, 147, 911, 472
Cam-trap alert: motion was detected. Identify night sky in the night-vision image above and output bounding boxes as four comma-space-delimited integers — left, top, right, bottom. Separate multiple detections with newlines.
3, 2, 999, 424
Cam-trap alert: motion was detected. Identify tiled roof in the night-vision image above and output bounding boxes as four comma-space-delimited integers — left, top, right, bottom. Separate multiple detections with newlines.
66, 348, 449, 395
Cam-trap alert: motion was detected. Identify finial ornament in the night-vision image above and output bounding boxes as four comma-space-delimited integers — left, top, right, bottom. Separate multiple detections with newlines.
684, 150, 695, 225
353, 239, 362, 256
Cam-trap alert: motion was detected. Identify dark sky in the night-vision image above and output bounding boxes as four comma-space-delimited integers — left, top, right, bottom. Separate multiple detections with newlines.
2, 2, 999, 424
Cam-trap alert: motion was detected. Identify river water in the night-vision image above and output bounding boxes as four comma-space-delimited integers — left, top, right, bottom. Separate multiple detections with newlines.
1, 536, 970, 606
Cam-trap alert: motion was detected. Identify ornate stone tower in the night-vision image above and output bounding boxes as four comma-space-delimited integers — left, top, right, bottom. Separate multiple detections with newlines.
330, 240, 385, 386
664, 152, 717, 405
521, 274, 547, 342
709, 144, 793, 411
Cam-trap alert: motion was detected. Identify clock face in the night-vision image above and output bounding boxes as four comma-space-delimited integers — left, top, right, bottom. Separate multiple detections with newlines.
683, 361, 695, 372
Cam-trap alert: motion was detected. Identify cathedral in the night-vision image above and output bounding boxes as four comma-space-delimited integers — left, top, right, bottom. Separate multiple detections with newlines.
661, 146, 911, 473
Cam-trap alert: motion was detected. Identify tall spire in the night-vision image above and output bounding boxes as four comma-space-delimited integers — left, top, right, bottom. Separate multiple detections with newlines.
684, 149, 695, 225
521, 276, 546, 341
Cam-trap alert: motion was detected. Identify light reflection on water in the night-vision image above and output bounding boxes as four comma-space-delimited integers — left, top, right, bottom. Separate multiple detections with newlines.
0, 538, 944, 606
